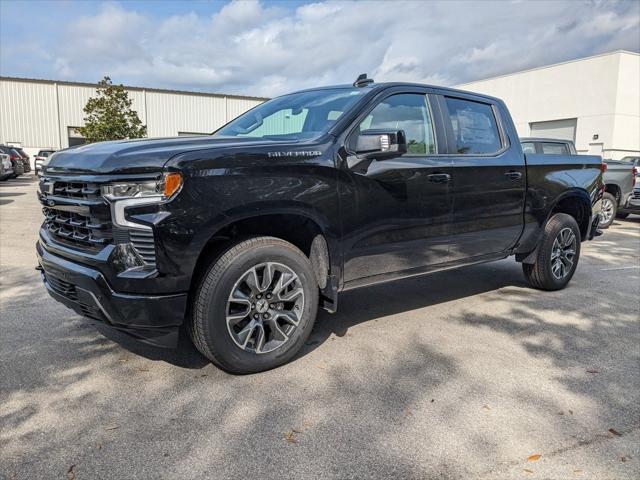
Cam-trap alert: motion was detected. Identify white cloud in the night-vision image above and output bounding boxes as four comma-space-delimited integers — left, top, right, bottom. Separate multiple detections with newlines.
19, 0, 640, 96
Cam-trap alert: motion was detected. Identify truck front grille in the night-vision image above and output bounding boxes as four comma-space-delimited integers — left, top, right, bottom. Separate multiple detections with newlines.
52, 181, 101, 200
39, 177, 113, 252
42, 206, 113, 250
39, 177, 157, 267
632, 189, 640, 200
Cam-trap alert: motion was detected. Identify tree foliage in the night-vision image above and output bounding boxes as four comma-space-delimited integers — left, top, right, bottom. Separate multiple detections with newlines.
77, 76, 147, 143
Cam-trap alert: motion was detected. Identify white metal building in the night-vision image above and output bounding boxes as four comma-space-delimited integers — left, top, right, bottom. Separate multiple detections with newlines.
456, 50, 640, 160
0, 77, 266, 163
3, 50, 638, 165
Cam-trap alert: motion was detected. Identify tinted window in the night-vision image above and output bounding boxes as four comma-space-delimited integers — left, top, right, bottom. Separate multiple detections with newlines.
358, 94, 436, 154
444, 97, 502, 154
541, 142, 569, 155
521, 142, 536, 154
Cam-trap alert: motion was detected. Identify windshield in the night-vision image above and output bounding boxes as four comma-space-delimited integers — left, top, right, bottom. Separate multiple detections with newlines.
215, 88, 366, 140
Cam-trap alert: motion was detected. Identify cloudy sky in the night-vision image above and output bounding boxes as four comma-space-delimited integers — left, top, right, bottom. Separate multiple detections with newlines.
1, 0, 638, 97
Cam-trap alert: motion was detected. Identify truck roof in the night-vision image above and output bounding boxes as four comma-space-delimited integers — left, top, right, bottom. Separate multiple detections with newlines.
285, 82, 505, 105
520, 137, 575, 144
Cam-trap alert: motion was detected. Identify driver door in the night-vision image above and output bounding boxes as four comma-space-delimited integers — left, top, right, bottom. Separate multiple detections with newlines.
339, 91, 453, 286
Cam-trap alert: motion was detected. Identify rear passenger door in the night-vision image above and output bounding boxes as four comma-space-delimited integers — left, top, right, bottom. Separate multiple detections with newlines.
438, 94, 526, 260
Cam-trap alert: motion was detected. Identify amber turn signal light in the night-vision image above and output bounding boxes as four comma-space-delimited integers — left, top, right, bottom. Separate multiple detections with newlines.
163, 172, 183, 198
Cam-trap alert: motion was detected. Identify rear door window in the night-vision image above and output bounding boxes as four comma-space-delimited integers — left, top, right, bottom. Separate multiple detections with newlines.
521, 142, 536, 154
541, 142, 569, 155
444, 97, 502, 154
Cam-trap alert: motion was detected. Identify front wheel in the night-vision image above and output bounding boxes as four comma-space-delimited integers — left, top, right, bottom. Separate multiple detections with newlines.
190, 236, 318, 374
522, 213, 581, 291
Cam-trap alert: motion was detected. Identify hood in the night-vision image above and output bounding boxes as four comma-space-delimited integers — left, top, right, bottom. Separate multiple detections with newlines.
44, 135, 286, 175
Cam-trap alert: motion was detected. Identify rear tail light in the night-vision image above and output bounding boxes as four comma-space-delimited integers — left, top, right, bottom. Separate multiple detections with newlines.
601, 162, 607, 173
633, 167, 638, 185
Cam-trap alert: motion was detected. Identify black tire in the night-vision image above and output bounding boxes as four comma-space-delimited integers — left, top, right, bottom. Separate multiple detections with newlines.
599, 192, 617, 228
522, 213, 581, 291
190, 236, 318, 374
616, 212, 629, 219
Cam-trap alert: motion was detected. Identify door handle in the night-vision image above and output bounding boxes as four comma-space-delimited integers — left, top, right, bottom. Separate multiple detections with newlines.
504, 171, 522, 180
427, 173, 451, 184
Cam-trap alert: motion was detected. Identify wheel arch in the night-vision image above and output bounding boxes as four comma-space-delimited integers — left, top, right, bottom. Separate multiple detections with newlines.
188, 209, 338, 312
604, 183, 621, 204
517, 189, 592, 264
549, 189, 592, 241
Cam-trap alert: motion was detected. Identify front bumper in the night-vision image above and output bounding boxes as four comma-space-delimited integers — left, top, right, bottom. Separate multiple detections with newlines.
37, 241, 187, 347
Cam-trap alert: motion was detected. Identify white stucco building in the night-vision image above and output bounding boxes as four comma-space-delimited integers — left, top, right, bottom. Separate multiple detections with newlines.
456, 50, 640, 160
0, 77, 266, 161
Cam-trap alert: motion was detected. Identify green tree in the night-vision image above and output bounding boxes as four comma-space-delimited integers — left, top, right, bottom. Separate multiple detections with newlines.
77, 76, 147, 143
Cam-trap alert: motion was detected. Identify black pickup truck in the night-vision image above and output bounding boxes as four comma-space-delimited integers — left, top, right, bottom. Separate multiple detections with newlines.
37, 77, 603, 373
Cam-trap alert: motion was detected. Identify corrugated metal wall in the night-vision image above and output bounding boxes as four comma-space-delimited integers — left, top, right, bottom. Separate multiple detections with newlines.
0, 80, 59, 148
145, 91, 228, 137
0, 78, 265, 151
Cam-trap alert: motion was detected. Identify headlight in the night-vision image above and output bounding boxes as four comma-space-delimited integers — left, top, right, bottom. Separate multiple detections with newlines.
104, 172, 182, 230
101, 172, 182, 200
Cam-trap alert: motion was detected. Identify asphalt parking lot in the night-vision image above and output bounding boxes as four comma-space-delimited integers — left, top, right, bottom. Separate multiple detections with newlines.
1, 175, 639, 480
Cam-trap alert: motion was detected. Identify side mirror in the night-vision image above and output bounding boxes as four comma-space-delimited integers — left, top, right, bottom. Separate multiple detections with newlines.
355, 129, 407, 160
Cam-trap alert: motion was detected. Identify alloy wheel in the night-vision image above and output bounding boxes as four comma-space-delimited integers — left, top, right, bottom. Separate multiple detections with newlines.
601, 198, 615, 225
226, 262, 305, 354
550, 227, 577, 280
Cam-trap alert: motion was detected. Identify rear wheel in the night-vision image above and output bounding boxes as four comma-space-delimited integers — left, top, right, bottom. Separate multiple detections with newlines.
600, 192, 617, 228
522, 213, 581, 291
190, 236, 318, 374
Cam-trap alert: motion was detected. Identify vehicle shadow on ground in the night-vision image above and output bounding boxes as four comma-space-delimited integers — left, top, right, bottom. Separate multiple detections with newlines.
89, 259, 527, 370
0, 192, 26, 197
304, 259, 527, 352
0, 176, 38, 187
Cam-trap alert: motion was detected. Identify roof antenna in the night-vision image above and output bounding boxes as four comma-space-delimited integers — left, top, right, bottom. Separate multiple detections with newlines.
353, 73, 374, 87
